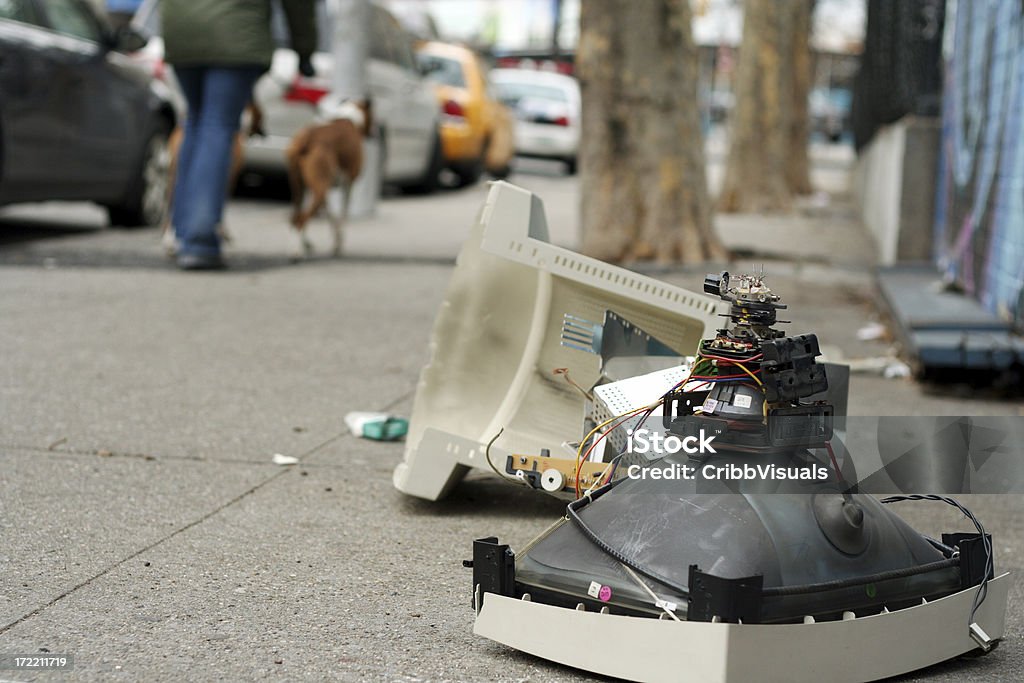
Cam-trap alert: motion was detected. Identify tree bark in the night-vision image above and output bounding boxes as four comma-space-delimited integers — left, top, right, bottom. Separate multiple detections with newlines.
578, 0, 726, 264
785, 0, 813, 195
718, 0, 808, 212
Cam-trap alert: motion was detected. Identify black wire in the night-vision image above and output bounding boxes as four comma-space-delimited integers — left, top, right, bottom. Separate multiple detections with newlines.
484, 427, 506, 479
880, 494, 993, 626
762, 558, 958, 596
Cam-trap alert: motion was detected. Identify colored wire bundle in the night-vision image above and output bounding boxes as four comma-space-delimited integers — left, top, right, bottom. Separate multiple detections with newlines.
573, 404, 653, 498
574, 374, 696, 497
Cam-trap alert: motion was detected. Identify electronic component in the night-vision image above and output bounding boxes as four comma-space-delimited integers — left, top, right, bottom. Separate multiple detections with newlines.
505, 451, 616, 493
591, 364, 690, 455
666, 273, 832, 451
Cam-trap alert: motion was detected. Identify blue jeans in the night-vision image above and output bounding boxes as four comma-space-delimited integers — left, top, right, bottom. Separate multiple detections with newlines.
172, 65, 264, 258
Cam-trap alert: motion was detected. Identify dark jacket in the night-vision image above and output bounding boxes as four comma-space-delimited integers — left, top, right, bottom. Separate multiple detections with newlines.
162, 0, 316, 68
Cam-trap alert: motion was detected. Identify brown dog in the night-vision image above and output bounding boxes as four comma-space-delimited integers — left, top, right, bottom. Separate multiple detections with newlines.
161, 104, 264, 255
285, 99, 372, 258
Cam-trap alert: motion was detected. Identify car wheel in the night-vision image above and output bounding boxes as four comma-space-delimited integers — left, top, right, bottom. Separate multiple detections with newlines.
0, 121, 5, 194
108, 123, 171, 227
454, 139, 487, 188
375, 130, 390, 195
454, 158, 484, 188
488, 164, 512, 180
405, 128, 443, 195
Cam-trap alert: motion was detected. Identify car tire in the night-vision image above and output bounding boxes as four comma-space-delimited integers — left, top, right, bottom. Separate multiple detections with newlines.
108, 122, 172, 227
454, 158, 484, 188
405, 128, 443, 195
375, 128, 393, 195
488, 164, 512, 180
374, 131, 388, 194
0, 121, 5, 195
454, 138, 488, 188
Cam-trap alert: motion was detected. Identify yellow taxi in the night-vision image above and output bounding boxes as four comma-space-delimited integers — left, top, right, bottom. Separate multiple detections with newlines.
416, 41, 515, 186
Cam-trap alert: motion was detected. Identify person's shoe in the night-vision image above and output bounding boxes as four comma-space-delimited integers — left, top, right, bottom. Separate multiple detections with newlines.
176, 253, 226, 271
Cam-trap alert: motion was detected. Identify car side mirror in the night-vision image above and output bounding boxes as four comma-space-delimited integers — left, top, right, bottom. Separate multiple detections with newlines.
109, 25, 149, 53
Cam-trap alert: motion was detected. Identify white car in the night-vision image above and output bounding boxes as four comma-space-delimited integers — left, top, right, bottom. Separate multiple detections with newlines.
490, 68, 581, 174
130, 0, 443, 192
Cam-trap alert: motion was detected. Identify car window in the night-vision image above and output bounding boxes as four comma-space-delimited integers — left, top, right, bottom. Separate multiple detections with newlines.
492, 81, 568, 106
44, 0, 102, 42
418, 55, 465, 88
315, 1, 331, 51
366, 5, 414, 72
0, 0, 38, 23
368, 5, 389, 62
383, 15, 417, 73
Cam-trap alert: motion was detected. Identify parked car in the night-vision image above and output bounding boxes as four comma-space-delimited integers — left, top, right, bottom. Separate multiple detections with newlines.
246, 1, 442, 192
810, 88, 852, 143
416, 41, 514, 186
707, 89, 735, 123
0, 0, 178, 226
490, 68, 581, 174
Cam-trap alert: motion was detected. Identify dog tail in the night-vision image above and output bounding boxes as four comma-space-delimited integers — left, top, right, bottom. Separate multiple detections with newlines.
286, 128, 313, 227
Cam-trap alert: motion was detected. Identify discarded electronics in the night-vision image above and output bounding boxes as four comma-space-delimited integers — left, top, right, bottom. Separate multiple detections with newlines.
393, 181, 728, 500
395, 182, 1010, 682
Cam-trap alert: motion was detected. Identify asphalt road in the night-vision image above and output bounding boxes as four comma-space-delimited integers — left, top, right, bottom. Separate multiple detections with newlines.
1, 158, 1021, 682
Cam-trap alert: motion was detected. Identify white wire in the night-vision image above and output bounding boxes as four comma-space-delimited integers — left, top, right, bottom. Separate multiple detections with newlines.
620, 563, 681, 621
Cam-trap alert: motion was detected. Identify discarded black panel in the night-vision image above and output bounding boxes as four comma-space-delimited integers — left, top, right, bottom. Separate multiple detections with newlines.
760, 335, 829, 402
769, 405, 834, 447
467, 537, 515, 609
687, 565, 764, 624
942, 533, 994, 588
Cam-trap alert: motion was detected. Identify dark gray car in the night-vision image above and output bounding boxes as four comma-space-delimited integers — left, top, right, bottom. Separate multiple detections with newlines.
0, 0, 177, 226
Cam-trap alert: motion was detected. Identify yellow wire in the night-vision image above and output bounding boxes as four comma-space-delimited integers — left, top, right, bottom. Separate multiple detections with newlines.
696, 350, 770, 421
733, 362, 763, 386
575, 403, 657, 490
574, 355, 728, 492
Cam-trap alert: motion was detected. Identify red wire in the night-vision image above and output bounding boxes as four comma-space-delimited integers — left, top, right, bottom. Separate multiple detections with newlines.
698, 352, 764, 363
824, 441, 845, 483
583, 361, 761, 494
690, 372, 760, 380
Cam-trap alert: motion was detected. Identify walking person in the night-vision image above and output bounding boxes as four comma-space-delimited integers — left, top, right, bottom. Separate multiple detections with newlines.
162, 0, 317, 270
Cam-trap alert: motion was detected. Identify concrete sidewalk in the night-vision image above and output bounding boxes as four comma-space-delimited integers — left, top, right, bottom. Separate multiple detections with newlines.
1, 165, 1022, 681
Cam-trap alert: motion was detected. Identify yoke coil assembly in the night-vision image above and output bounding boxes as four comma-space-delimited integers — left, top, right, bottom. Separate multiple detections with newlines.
666, 271, 832, 452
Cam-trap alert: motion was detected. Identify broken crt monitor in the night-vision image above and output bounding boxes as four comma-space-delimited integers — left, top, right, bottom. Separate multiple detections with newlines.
458, 250, 1009, 680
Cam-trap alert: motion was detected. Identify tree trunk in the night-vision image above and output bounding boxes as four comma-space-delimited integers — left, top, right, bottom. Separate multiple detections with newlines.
578, 0, 726, 264
718, 0, 804, 212
785, 0, 813, 195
